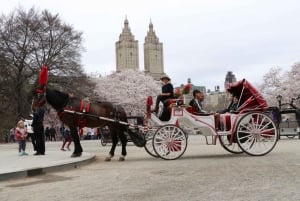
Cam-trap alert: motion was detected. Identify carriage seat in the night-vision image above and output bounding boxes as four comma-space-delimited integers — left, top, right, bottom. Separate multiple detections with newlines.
165, 98, 184, 108
186, 106, 212, 116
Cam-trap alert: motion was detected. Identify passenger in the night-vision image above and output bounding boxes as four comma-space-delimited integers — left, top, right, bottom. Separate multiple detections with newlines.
151, 75, 174, 114
219, 95, 239, 114
189, 90, 220, 129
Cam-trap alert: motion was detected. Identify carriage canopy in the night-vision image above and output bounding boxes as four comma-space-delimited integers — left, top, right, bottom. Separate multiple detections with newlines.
226, 79, 268, 112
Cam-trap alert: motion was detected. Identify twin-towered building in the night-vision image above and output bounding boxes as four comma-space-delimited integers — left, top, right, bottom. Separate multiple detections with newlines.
115, 18, 165, 80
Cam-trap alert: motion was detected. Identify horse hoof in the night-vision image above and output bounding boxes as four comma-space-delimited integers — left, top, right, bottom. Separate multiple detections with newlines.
71, 153, 82, 157
119, 157, 125, 161
105, 157, 111, 161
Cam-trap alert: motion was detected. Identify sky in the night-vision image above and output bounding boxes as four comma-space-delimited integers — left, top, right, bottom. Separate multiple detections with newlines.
2, 0, 300, 90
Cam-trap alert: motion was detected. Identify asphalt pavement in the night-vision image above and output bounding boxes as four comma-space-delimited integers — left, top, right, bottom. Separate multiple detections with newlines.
0, 141, 95, 181
0, 137, 300, 201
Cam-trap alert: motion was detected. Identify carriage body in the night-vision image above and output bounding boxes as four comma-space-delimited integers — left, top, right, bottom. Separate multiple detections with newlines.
144, 79, 278, 160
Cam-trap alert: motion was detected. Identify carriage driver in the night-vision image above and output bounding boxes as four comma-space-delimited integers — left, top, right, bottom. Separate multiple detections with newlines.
151, 75, 174, 114
189, 90, 220, 129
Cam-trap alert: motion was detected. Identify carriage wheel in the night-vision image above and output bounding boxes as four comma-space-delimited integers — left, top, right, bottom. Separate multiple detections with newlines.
236, 112, 278, 156
144, 130, 159, 158
152, 125, 187, 160
218, 135, 243, 154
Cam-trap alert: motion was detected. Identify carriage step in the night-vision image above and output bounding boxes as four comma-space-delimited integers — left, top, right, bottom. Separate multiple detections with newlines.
205, 136, 217, 145
217, 131, 230, 136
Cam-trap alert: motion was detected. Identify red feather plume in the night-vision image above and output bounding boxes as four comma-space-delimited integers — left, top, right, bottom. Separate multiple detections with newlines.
39, 65, 48, 86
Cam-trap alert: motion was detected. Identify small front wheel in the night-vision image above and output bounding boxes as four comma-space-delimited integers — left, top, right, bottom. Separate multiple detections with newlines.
219, 134, 243, 154
152, 125, 187, 160
144, 129, 159, 158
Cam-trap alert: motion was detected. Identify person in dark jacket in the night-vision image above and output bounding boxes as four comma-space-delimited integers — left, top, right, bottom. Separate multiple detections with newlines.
189, 89, 220, 129
218, 95, 239, 114
152, 75, 174, 113
31, 107, 45, 155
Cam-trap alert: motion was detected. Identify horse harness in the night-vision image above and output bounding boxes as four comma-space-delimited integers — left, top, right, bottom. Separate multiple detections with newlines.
59, 95, 124, 128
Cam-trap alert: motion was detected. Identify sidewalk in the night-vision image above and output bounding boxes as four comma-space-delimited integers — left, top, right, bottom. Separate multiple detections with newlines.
0, 141, 96, 181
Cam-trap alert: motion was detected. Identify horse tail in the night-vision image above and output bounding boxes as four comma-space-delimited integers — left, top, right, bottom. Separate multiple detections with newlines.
126, 127, 146, 147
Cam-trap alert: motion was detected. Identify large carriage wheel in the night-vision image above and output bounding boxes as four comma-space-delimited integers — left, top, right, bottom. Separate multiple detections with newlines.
236, 112, 278, 156
219, 135, 243, 154
152, 125, 187, 160
144, 129, 159, 158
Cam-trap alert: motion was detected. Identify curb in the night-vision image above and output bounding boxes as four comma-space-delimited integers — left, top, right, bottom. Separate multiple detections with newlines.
0, 153, 96, 181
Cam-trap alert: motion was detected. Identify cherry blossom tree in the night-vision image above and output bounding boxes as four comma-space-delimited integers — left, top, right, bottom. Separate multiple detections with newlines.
93, 70, 161, 116
259, 63, 300, 107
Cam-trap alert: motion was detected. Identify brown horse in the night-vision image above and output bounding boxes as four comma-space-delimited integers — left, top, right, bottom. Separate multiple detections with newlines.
31, 88, 146, 161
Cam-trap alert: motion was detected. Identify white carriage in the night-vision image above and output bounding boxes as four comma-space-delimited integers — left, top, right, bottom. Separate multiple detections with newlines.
143, 79, 278, 160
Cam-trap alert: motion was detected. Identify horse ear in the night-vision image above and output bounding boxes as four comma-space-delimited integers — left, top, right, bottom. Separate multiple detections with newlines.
39, 65, 48, 86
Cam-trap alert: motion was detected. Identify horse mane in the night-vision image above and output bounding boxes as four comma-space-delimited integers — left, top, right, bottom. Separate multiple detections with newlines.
46, 88, 70, 111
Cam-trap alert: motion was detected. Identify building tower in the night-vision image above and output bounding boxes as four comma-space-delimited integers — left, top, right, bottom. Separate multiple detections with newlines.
144, 21, 164, 80
115, 18, 139, 71
224, 71, 237, 89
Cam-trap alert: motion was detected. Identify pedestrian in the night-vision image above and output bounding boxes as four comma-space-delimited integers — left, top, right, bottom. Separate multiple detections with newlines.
61, 125, 72, 151
49, 126, 56, 141
45, 127, 50, 141
25, 124, 37, 152
31, 107, 45, 155
90, 128, 95, 140
9, 128, 15, 143
15, 120, 28, 156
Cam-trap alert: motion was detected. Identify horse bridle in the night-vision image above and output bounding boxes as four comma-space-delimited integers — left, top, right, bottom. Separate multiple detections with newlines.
32, 90, 47, 111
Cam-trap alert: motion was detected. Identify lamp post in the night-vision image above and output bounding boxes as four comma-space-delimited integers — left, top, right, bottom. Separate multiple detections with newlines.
276, 95, 282, 110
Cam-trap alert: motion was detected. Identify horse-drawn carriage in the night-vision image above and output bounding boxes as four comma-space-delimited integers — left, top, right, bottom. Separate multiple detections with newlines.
275, 94, 300, 139
143, 79, 278, 160
32, 66, 277, 160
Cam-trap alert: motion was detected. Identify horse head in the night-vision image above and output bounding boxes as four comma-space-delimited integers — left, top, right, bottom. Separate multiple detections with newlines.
32, 65, 49, 112
31, 88, 47, 112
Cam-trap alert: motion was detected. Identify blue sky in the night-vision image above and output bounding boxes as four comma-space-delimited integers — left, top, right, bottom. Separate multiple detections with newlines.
2, 0, 300, 90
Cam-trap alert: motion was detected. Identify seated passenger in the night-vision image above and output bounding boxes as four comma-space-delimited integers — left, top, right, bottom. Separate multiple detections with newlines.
219, 95, 239, 114
189, 90, 220, 129
151, 75, 174, 114
189, 90, 208, 114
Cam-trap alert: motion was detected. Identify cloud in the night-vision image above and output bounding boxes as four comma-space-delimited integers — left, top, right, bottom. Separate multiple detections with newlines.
2, 0, 300, 91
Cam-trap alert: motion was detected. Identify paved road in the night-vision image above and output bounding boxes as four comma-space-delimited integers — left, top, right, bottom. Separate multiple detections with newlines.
0, 137, 299, 201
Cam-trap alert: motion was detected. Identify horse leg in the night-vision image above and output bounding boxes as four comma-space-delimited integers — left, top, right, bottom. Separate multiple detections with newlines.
105, 129, 118, 161
118, 128, 127, 161
70, 126, 82, 157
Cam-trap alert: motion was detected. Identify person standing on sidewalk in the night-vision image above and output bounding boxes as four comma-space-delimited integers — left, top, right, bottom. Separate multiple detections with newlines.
15, 120, 28, 156
49, 126, 56, 141
31, 107, 45, 155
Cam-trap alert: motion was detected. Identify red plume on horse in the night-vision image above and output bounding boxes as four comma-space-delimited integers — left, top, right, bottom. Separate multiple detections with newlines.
31, 66, 146, 160
36, 65, 49, 93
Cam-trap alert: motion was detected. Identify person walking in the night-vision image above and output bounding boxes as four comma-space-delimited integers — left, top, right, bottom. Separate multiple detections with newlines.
61, 125, 72, 151
15, 120, 28, 156
31, 107, 45, 155
49, 126, 56, 141
45, 127, 50, 141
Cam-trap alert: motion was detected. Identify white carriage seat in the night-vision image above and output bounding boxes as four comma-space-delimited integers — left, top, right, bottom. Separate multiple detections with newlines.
178, 111, 216, 136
